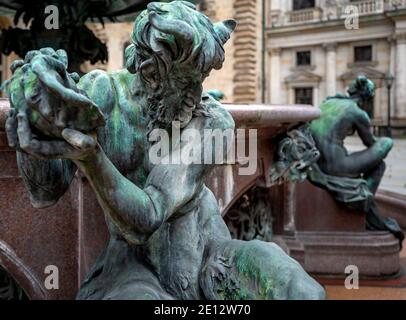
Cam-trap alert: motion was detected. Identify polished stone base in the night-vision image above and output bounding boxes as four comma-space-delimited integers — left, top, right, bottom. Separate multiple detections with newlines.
271, 180, 402, 278
274, 231, 400, 277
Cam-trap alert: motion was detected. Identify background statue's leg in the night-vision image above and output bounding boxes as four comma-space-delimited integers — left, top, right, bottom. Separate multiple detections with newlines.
200, 239, 325, 300
366, 201, 405, 247
328, 147, 387, 177
363, 161, 386, 195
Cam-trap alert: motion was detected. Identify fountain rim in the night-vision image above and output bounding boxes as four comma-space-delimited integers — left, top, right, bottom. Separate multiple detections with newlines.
0, 98, 320, 130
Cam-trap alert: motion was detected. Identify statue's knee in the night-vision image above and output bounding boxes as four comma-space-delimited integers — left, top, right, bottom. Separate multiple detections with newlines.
245, 241, 326, 300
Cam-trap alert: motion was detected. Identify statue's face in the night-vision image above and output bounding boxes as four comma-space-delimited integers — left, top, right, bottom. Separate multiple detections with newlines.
165, 68, 207, 127
128, 1, 236, 129
149, 66, 209, 129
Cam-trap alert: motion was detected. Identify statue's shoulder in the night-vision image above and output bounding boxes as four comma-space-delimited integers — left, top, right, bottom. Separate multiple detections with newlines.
321, 96, 358, 112
200, 92, 235, 131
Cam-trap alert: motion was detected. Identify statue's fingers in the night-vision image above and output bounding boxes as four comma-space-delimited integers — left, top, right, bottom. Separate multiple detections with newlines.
39, 48, 56, 56
55, 49, 68, 68
10, 60, 25, 73
5, 109, 19, 148
42, 55, 67, 75
69, 72, 80, 83
18, 136, 79, 160
23, 69, 41, 106
16, 111, 33, 150
37, 93, 55, 122
30, 140, 78, 159
62, 128, 96, 151
15, 110, 74, 159
22, 71, 54, 123
24, 50, 41, 64
55, 107, 67, 129
31, 60, 94, 108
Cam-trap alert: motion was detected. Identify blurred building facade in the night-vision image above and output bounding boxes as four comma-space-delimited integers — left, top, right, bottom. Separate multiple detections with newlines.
267, 0, 406, 126
82, 0, 264, 104
1, 0, 406, 126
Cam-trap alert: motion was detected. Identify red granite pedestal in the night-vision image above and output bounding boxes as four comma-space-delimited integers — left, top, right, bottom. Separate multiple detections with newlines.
272, 181, 401, 277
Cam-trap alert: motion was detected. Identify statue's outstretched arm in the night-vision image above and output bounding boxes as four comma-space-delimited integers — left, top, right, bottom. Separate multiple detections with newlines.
354, 111, 393, 161
73, 146, 208, 245
71, 108, 234, 245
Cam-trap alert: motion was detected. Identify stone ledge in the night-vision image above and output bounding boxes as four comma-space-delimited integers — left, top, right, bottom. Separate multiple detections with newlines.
275, 231, 401, 277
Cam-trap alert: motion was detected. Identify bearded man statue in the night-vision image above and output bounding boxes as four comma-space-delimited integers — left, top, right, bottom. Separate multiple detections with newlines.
4, 1, 325, 300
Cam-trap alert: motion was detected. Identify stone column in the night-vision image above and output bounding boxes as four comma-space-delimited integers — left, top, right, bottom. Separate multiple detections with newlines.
106, 37, 123, 72
313, 86, 319, 108
270, 48, 282, 104
324, 43, 337, 98
386, 36, 396, 121
395, 33, 406, 118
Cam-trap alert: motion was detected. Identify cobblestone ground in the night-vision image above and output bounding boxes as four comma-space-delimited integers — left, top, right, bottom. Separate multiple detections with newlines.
344, 136, 406, 196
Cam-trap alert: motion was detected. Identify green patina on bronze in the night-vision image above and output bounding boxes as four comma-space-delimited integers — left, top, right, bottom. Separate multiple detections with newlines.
308, 75, 404, 246
3, 1, 325, 300
310, 98, 350, 138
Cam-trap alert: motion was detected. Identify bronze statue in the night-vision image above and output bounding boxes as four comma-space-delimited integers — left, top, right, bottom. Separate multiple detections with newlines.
4, 1, 325, 300
309, 76, 404, 246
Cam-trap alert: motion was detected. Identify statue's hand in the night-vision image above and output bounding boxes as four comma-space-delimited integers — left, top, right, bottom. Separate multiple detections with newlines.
375, 137, 393, 158
5, 48, 104, 140
6, 107, 97, 160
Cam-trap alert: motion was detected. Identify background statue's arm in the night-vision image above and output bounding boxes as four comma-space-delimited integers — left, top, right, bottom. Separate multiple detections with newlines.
354, 110, 393, 159
355, 111, 375, 148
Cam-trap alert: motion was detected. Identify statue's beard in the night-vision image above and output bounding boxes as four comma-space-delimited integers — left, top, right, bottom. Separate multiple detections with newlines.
145, 87, 208, 133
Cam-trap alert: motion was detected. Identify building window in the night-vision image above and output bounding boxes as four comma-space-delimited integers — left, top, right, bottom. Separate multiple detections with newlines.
295, 87, 313, 105
354, 45, 372, 63
296, 51, 311, 66
293, 0, 315, 10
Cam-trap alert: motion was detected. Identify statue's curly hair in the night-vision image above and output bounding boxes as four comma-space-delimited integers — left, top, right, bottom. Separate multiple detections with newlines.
347, 75, 376, 101
124, 1, 236, 79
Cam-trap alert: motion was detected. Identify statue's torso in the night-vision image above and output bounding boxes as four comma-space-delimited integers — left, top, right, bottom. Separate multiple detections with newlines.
78, 69, 229, 299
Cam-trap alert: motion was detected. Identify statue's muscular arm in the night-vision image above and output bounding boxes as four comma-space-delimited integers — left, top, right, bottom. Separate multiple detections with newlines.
73, 100, 235, 246
354, 110, 375, 148
7, 57, 234, 246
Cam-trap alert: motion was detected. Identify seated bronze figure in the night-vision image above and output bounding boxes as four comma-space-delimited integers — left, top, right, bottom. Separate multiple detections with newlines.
3, 1, 325, 300
309, 76, 404, 247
